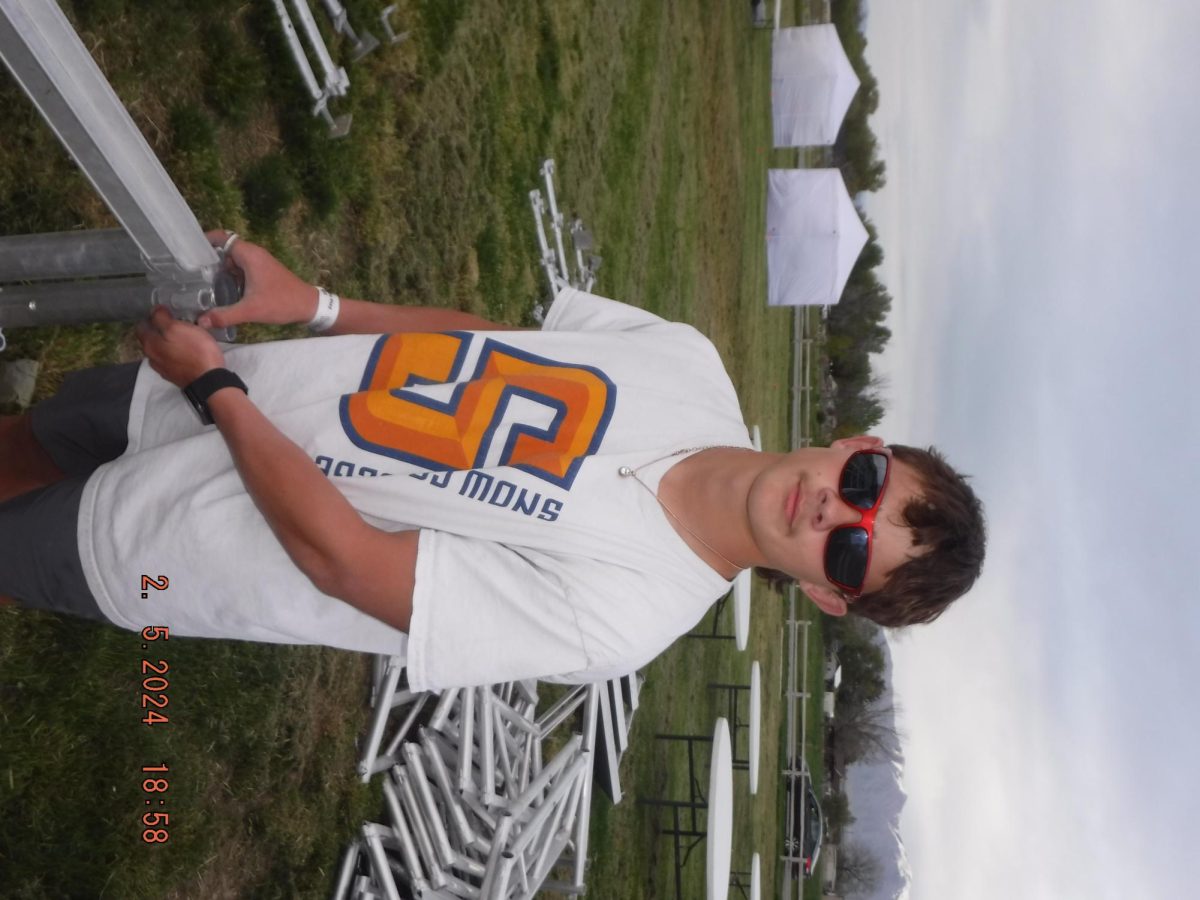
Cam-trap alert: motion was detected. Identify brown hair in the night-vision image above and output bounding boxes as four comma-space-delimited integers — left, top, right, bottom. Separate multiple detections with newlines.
756, 444, 986, 627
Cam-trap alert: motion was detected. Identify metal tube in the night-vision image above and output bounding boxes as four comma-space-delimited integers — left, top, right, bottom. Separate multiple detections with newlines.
419, 729, 478, 850
318, 0, 348, 30
332, 839, 363, 900
534, 684, 588, 738
395, 767, 448, 890
428, 687, 459, 733
439, 872, 483, 899
579, 685, 600, 754
518, 731, 534, 796
508, 754, 587, 857
387, 688, 424, 710
289, 0, 348, 94
492, 705, 517, 803
403, 743, 456, 870
270, 0, 325, 104
0, 277, 155, 327
0, 229, 143, 282
533, 772, 577, 879
450, 851, 487, 882
362, 823, 408, 900
358, 660, 403, 781
528, 191, 563, 296
489, 851, 516, 900
381, 692, 430, 760
507, 736, 582, 822
458, 687, 476, 794
460, 793, 499, 847
479, 688, 496, 804
380, 778, 410, 845
514, 680, 538, 707
492, 698, 539, 738
539, 160, 570, 280
369, 654, 388, 705
570, 763, 594, 887
477, 814, 513, 900
560, 758, 585, 834
528, 836, 572, 898
608, 680, 629, 753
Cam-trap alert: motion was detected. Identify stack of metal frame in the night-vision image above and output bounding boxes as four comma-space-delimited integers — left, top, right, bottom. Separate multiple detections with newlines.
528, 159, 603, 309
270, 0, 407, 137
333, 659, 601, 899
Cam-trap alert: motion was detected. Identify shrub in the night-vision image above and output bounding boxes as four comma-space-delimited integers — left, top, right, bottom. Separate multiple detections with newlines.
241, 154, 298, 233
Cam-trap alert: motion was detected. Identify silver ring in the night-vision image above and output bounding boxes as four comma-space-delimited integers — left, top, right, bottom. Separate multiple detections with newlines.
218, 232, 239, 255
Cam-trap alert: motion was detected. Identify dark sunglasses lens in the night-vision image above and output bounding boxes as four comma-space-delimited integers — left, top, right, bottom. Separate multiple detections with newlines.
840, 452, 889, 510
826, 526, 869, 590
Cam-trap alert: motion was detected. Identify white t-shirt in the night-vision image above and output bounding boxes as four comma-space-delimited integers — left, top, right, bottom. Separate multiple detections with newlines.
79, 289, 751, 688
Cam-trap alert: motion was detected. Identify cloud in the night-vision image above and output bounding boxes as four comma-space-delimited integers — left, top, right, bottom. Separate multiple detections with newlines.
863, 1, 1200, 897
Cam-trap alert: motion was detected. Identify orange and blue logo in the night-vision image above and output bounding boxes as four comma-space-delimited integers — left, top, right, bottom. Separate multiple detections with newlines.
340, 332, 615, 489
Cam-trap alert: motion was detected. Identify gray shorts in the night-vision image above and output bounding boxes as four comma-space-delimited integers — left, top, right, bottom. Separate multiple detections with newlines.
1, 362, 140, 623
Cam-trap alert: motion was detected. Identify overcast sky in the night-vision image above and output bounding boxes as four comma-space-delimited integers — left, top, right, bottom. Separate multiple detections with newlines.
862, 1, 1199, 897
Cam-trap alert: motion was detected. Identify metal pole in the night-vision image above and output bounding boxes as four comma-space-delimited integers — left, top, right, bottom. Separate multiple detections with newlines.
288, 0, 349, 96
269, 0, 350, 135
539, 160, 570, 281
0, 229, 143, 282
0, 277, 166, 327
0, 0, 219, 280
528, 190, 564, 297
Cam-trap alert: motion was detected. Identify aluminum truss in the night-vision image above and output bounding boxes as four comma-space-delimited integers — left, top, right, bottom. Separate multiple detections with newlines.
340, 670, 602, 900
528, 159, 602, 319
0, 0, 238, 350
271, 0, 352, 136
271, 1, 407, 138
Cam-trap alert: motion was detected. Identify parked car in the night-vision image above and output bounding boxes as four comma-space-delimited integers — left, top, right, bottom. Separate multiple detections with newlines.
785, 768, 824, 878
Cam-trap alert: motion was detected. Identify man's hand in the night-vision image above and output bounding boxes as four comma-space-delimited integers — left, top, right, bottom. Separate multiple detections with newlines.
136, 306, 226, 388
197, 231, 318, 330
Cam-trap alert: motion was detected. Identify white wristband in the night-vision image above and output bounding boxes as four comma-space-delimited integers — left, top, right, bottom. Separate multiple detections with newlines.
308, 286, 340, 333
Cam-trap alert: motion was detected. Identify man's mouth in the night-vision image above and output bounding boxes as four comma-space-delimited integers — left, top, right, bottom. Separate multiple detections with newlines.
786, 485, 800, 528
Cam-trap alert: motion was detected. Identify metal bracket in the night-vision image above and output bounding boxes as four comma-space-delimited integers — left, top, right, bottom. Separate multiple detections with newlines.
380, 6, 410, 46
319, 0, 381, 61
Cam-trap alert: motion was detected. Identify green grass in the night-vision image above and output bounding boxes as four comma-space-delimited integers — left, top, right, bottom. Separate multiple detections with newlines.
0, 0, 835, 896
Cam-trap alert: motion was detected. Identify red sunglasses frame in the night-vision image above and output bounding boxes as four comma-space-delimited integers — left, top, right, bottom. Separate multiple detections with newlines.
824, 449, 892, 597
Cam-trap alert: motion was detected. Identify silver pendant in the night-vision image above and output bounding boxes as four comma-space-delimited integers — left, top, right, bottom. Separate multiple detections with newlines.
617, 466, 633, 477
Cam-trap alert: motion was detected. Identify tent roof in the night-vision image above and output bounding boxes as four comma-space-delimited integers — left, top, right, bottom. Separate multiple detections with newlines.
766, 168, 869, 307
771, 24, 861, 148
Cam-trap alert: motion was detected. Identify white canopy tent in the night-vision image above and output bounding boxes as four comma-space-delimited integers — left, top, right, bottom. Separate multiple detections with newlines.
771, 24, 860, 147
766, 168, 868, 307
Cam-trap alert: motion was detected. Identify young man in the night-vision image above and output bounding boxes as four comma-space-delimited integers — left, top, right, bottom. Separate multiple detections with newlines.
0, 235, 985, 689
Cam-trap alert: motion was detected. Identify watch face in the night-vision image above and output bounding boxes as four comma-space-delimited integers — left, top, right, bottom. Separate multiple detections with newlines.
183, 369, 245, 425
184, 384, 213, 425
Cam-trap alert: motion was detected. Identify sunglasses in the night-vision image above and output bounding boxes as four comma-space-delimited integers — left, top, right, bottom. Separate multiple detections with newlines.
824, 449, 892, 597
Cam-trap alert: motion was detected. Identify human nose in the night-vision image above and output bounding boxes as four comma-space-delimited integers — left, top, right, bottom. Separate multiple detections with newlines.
814, 487, 863, 530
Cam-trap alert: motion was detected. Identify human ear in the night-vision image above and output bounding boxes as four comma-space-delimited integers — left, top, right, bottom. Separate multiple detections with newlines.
830, 435, 885, 452
799, 581, 849, 616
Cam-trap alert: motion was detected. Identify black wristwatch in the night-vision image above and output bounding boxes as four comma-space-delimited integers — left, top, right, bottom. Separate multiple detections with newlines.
183, 368, 248, 425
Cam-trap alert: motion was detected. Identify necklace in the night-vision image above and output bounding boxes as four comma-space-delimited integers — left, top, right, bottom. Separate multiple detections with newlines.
618, 447, 742, 574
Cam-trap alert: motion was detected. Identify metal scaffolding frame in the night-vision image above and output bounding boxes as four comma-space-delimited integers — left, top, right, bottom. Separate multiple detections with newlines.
0, 0, 238, 350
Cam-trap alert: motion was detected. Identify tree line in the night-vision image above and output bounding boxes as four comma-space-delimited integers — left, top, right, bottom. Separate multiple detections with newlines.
820, 614, 897, 897
821, 0, 893, 439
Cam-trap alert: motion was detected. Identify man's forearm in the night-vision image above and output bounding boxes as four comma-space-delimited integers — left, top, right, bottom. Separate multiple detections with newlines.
205, 386, 418, 631
325, 296, 526, 336
206, 387, 371, 594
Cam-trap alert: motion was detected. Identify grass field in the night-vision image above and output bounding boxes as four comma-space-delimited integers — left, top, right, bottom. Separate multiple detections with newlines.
0, 0, 832, 896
